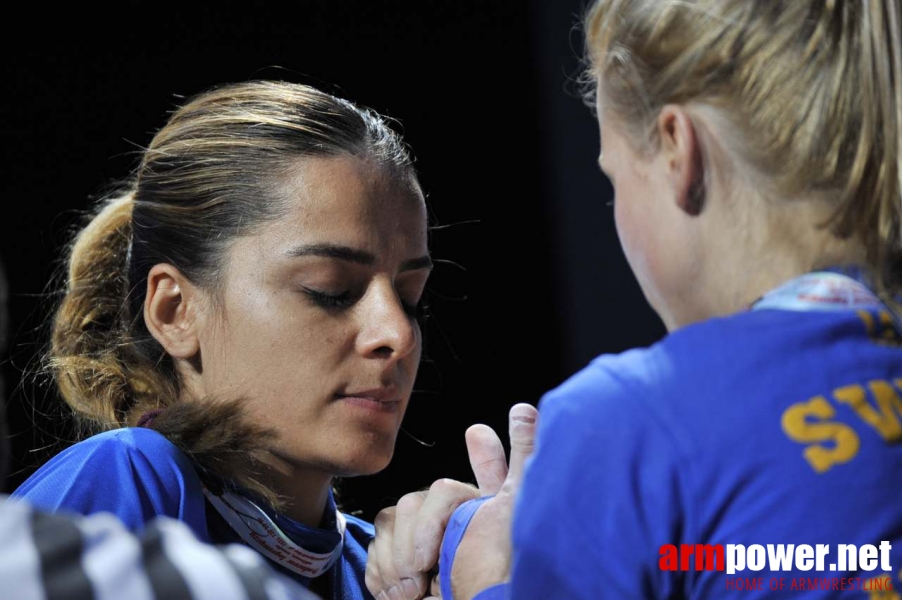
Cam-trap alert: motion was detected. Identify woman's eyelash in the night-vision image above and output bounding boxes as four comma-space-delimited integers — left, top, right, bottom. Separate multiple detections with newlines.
303, 287, 426, 320
303, 288, 355, 310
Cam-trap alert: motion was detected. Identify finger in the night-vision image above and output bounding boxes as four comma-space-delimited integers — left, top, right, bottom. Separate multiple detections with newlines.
505, 403, 538, 487
371, 507, 404, 595
412, 478, 480, 572
465, 424, 507, 495
365, 539, 382, 597
391, 491, 429, 594
367, 537, 406, 600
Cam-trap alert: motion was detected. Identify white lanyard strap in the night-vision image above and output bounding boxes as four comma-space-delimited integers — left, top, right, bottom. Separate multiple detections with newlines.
203, 488, 346, 578
752, 271, 882, 312
751, 270, 902, 334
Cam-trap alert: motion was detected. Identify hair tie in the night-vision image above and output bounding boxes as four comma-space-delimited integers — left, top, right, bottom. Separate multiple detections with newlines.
137, 408, 165, 428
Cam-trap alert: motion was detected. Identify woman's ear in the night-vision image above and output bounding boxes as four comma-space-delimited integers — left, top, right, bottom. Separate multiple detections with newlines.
144, 264, 201, 360
657, 105, 705, 216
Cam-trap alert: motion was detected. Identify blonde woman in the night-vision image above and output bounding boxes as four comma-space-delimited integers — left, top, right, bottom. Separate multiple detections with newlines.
367, 1, 902, 598
12, 80, 431, 600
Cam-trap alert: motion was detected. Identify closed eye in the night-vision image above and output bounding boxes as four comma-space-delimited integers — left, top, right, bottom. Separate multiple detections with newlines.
302, 287, 356, 311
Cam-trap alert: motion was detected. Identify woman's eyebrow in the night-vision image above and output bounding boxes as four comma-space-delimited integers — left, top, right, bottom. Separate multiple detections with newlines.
400, 256, 433, 273
285, 243, 432, 272
286, 243, 374, 264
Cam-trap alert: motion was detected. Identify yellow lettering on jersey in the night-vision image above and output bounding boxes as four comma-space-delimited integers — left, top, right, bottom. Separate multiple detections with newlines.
878, 311, 902, 344
833, 382, 902, 441
857, 309, 902, 345
859, 310, 876, 337
781, 396, 860, 473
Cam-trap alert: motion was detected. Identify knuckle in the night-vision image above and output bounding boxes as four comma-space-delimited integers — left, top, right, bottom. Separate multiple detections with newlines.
430, 477, 457, 493
431, 478, 479, 504
374, 507, 396, 529
396, 491, 425, 514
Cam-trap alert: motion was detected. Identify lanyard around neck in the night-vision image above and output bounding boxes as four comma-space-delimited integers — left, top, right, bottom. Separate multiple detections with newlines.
203, 487, 346, 579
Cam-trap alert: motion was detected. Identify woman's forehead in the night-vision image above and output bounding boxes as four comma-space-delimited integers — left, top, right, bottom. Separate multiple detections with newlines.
238, 156, 427, 259
279, 155, 423, 215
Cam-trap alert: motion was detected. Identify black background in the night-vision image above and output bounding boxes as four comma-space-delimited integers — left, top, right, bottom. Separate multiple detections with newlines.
0, 1, 665, 520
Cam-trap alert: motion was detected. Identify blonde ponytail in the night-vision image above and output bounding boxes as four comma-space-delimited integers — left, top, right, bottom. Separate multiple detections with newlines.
867, 0, 902, 288
584, 0, 902, 292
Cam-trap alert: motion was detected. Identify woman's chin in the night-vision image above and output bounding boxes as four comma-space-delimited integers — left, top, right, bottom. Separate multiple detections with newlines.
331, 449, 394, 477
272, 427, 400, 477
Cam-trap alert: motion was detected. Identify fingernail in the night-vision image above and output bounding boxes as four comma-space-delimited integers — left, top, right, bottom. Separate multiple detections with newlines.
376, 592, 390, 600
511, 404, 537, 425
401, 578, 420, 599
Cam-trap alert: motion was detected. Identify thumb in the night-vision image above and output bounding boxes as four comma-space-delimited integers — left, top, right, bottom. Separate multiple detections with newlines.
505, 403, 538, 488
466, 424, 508, 495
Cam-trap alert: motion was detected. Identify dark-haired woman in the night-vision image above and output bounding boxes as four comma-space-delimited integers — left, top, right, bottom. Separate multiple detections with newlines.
12, 81, 431, 600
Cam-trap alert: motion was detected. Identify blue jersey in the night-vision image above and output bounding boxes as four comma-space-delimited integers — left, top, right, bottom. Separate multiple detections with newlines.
464, 287, 902, 598
12, 428, 375, 600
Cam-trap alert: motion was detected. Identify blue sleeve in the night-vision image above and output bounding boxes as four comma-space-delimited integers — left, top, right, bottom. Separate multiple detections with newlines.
505, 359, 687, 599
439, 497, 494, 600
12, 428, 208, 538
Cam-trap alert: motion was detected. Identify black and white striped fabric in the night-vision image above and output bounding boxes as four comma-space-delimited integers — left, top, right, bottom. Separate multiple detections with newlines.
0, 496, 321, 600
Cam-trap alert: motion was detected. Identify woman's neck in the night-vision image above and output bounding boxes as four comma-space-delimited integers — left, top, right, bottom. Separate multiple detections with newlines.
670, 193, 869, 330
259, 458, 334, 527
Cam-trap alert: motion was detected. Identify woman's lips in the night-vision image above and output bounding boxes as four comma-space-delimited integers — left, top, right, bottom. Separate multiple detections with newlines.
334, 393, 400, 413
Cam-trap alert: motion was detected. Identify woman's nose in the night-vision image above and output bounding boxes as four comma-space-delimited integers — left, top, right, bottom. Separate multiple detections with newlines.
355, 281, 419, 361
